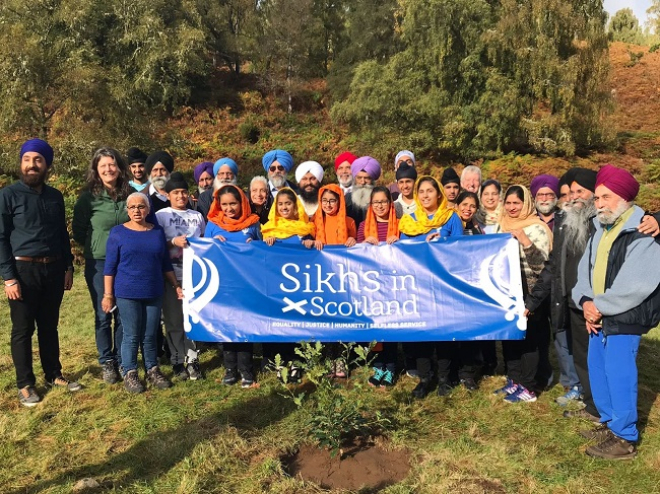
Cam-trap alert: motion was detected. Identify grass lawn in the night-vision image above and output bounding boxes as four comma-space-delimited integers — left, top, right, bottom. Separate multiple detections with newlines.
1, 272, 660, 493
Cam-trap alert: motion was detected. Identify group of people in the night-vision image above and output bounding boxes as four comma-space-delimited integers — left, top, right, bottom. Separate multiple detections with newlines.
1, 137, 660, 461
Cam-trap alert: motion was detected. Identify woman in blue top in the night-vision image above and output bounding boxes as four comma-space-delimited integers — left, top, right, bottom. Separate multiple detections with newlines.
207, 185, 261, 388
102, 192, 182, 394
398, 176, 464, 399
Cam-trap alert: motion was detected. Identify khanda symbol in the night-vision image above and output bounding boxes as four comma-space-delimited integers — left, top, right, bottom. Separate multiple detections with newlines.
182, 249, 220, 332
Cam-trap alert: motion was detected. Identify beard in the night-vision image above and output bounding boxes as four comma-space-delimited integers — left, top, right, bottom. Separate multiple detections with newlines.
151, 175, 169, 191
299, 184, 320, 204
198, 185, 211, 194
536, 198, 558, 215
563, 197, 596, 255
20, 167, 48, 188
597, 200, 631, 226
338, 175, 353, 188
270, 175, 287, 189
213, 176, 238, 191
351, 184, 374, 210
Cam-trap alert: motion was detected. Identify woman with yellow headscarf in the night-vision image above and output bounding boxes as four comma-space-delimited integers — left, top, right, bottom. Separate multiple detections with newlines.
399, 176, 466, 400
493, 184, 553, 404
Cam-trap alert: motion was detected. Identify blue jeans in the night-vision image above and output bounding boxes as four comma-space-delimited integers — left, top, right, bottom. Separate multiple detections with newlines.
85, 259, 123, 365
116, 297, 163, 374
588, 333, 641, 442
554, 329, 580, 390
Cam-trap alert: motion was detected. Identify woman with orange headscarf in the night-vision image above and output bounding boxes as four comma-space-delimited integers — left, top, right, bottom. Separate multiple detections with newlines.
312, 184, 357, 250
207, 185, 261, 389
493, 184, 552, 404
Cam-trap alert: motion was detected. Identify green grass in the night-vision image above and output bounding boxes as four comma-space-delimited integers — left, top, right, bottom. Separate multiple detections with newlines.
1, 273, 660, 493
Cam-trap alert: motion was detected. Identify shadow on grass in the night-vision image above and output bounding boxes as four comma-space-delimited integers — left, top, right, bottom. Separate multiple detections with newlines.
8, 390, 296, 494
636, 335, 660, 434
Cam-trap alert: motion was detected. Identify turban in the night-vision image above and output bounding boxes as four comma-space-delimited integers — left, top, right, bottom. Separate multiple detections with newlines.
295, 161, 324, 183
193, 161, 214, 183
145, 151, 174, 175
263, 149, 294, 173
530, 174, 559, 198
20, 139, 54, 168
334, 151, 357, 170
568, 167, 597, 193
596, 164, 639, 202
127, 147, 148, 165
396, 162, 417, 181
213, 157, 238, 177
351, 156, 381, 181
395, 150, 415, 167
165, 172, 189, 193
440, 167, 460, 186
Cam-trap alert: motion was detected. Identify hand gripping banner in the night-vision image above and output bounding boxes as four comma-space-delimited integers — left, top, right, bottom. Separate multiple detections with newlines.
182, 235, 526, 342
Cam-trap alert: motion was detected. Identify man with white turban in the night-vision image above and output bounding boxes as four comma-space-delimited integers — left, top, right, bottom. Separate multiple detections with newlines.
295, 161, 325, 219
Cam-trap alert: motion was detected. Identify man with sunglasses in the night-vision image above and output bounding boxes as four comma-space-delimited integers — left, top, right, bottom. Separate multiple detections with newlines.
262, 149, 297, 201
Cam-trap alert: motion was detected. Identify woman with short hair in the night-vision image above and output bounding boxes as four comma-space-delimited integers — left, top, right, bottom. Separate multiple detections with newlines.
248, 176, 273, 225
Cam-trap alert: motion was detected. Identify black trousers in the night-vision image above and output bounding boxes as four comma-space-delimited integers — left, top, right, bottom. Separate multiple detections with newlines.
534, 301, 553, 388
223, 343, 254, 379
502, 309, 546, 391
404, 341, 478, 381
9, 260, 65, 389
569, 307, 599, 417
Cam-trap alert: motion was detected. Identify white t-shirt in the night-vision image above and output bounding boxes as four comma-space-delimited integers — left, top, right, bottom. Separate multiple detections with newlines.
155, 207, 205, 279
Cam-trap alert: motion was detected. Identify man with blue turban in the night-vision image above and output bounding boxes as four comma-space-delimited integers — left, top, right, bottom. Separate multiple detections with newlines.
196, 157, 239, 220
0, 138, 81, 407
263, 149, 296, 200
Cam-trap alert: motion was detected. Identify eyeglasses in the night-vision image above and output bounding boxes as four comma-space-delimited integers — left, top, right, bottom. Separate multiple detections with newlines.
269, 165, 285, 172
127, 205, 147, 211
536, 192, 556, 199
321, 199, 338, 205
371, 200, 390, 206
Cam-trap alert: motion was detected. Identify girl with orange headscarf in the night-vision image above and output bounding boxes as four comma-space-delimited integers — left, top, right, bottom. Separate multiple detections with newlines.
312, 184, 357, 250
207, 185, 261, 389
356, 186, 400, 245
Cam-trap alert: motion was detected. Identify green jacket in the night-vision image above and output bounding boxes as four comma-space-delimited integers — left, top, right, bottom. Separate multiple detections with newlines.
72, 190, 129, 260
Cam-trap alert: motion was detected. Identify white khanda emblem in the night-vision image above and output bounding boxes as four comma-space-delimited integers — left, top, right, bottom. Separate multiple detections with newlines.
478, 240, 527, 330
183, 248, 220, 332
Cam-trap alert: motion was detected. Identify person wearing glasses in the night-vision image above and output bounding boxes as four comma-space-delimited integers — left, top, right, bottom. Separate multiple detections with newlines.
531, 174, 560, 231
72, 147, 132, 385
263, 149, 297, 201
102, 192, 182, 394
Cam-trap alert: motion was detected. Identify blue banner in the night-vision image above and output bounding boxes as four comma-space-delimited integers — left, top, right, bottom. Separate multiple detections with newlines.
182, 235, 527, 342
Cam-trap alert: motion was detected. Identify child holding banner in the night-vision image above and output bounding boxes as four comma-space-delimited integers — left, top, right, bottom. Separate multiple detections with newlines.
206, 184, 262, 388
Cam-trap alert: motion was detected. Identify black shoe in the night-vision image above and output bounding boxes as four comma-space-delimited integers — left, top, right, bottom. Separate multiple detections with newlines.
222, 369, 239, 386
460, 377, 478, 391
563, 408, 601, 424
102, 361, 120, 384
172, 364, 189, 381
186, 360, 203, 380
147, 366, 172, 390
436, 378, 453, 397
124, 370, 145, 394
412, 379, 432, 399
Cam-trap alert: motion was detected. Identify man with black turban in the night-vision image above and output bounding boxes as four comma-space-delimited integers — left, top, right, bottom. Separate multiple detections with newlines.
145, 151, 175, 213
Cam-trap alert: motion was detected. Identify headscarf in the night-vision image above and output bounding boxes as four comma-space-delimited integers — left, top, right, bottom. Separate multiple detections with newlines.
498, 184, 553, 242
20, 139, 54, 168
476, 179, 502, 226
295, 161, 324, 183
398, 176, 457, 236
262, 149, 294, 173
145, 151, 174, 175
395, 150, 415, 167
213, 157, 238, 177
193, 161, 214, 183
530, 174, 559, 198
334, 152, 357, 170
351, 156, 381, 181
207, 184, 260, 232
261, 188, 316, 239
313, 184, 353, 244
363, 195, 399, 241
595, 164, 639, 201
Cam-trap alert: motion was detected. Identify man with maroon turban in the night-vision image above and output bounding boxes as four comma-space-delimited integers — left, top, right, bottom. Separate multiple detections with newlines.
573, 164, 660, 460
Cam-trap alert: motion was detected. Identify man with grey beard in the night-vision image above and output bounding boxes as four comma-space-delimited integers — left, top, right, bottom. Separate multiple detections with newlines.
145, 151, 175, 213
572, 164, 660, 459
196, 158, 239, 220
345, 156, 381, 228
526, 168, 599, 416
531, 174, 560, 230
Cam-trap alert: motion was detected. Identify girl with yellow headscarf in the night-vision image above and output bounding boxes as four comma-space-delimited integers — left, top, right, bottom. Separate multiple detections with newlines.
262, 188, 315, 247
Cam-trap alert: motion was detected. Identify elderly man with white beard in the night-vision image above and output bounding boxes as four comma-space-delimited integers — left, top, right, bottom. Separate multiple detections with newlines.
345, 156, 382, 228
572, 164, 660, 460
145, 151, 175, 213
263, 149, 297, 201
196, 158, 239, 220
334, 152, 357, 195
531, 174, 560, 231
295, 161, 324, 219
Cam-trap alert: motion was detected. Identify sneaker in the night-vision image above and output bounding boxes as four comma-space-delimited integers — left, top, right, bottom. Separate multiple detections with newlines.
147, 366, 172, 390
380, 370, 395, 388
412, 379, 432, 399
406, 369, 420, 379
436, 378, 453, 397
18, 386, 40, 407
368, 368, 385, 387
460, 377, 478, 391
172, 364, 189, 381
47, 375, 82, 392
493, 377, 518, 395
586, 435, 637, 460
289, 366, 303, 384
241, 378, 255, 389
186, 360, 203, 381
124, 370, 145, 394
504, 385, 537, 403
580, 423, 613, 442
563, 408, 601, 424
556, 386, 582, 406
102, 361, 120, 384
222, 369, 239, 386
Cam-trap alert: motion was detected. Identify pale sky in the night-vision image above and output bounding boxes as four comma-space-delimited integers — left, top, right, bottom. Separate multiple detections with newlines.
604, 0, 653, 29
